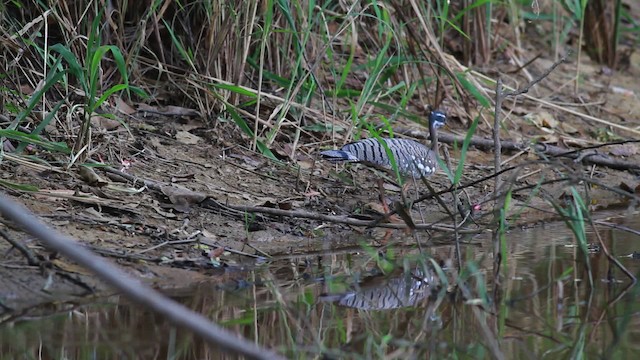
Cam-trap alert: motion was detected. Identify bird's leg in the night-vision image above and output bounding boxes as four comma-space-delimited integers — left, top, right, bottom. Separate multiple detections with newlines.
400, 180, 410, 207
401, 178, 426, 223
407, 176, 426, 224
376, 178, 391, 213
376, 178, 406, 225
376, 178, 395, 243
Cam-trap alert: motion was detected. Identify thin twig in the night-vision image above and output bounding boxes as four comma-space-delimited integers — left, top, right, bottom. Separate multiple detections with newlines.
494, 76, 504, 192
0, 228, 39, 266
443, 147, 463, 270
593, 220, 640, 237
589, 219, 636, 282
504, 54, 568, 97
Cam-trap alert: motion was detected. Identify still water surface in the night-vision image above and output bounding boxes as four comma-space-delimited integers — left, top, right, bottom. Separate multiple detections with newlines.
2, 214, 639, 359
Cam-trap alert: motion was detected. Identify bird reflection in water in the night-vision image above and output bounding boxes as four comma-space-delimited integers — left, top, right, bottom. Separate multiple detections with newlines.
319, 267, 437, 310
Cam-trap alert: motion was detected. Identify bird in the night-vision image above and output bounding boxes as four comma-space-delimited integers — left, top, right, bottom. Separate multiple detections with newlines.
320, 110, 446, 181
319, 267, 436, 310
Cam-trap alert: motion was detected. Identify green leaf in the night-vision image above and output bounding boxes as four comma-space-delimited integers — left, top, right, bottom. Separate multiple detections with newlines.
95, 84, 129, 110
162, 19, 195, 70
453, 115, 480, 184
212, 83, 257, 98
15, 99, 65, 153
0, 179, 39, 192
88, 46, 112, 103
0, 130, 70, 154
219, 313, 255, 326
49, 44, 85, 95
225, 106, 253, 136
302, 123, 345, 133
12, 69, 67, 128
456, 72, 490, 107
225, 106, 278, 161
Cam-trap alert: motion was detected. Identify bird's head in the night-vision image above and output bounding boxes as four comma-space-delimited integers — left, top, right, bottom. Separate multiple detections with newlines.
429, 110, 447, 129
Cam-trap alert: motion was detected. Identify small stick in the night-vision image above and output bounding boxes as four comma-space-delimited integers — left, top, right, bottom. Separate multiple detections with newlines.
0, 228, 39, 266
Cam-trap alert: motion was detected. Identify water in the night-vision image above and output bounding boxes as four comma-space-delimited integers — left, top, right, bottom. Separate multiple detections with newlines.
2, 214, 640, 359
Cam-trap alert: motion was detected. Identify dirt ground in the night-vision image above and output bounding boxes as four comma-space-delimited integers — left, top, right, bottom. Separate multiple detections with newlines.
2, 44, 640, 313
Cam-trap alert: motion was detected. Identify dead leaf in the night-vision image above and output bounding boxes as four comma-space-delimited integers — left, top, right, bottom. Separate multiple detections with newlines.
272, 143, 293, 159
535, 134, 559, 143
261, 200, 278, 208
364, 202, 387, 215
115, 97, 136, 115
525, 111, 558, 129
171, 173, 196, 183
20, 84, 34, 95
149, 136, 163, 150
252, 231, 275, 242
278, 202, 292, 210
619, 182, 634, 193
229, 153, 263, 168
150, 202, 177, 218
138, 104, 200, 117
37, 190, 142, 216
209, 247, 225, 258
78, 166, 108, 186
175, 130, 202, 145
3, 139, 16, 152
161, 185, 207, 212
82, 207, 111, 222
382, 182, 402, 192
297, 159, 314, 170
610, 85, 634, 97
609, 143, 638, 157
541, 114, 558, 129
267, 103, 285, 124
34, 189, 75, 201
201, 230, 217, 239
51, 259, 93, 275
164, 105, 200, 117
91, 115, 122, 130
137, 103, 157, 112
136, 123, 158, 132
560, 122, 580, 134
502, 103, 529, 115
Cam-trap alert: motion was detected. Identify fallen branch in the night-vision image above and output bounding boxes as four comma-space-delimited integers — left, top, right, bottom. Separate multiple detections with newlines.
202, 198, 482, 233
415, 132, 640, 172
0, 193, 284, 360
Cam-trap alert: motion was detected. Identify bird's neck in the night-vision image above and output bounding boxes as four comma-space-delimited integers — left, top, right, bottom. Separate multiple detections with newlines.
430, 125, 439, 153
